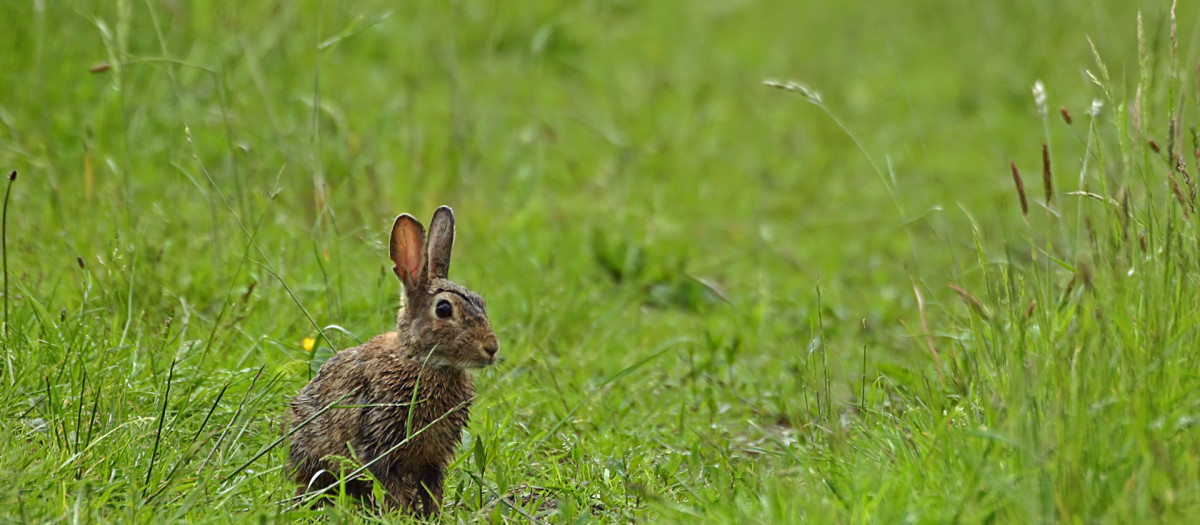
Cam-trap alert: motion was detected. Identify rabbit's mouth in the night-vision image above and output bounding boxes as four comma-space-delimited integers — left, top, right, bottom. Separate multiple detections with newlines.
467, 352, 498, 368
432, 348, 497, 369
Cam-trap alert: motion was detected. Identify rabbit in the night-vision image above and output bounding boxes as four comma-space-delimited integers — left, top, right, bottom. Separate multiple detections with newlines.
287, 205, 499, 517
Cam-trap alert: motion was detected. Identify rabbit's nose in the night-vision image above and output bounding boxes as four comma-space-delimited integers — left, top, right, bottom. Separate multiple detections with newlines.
482, 338, 500, 358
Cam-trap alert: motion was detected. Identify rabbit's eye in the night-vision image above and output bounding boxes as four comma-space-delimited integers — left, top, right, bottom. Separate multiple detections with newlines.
435, 299, 453, 319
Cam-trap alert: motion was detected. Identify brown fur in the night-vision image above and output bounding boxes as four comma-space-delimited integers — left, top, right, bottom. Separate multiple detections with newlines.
287, 207, 498, 517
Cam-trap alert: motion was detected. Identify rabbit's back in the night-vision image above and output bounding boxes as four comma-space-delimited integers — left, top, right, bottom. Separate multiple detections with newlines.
287, 341, 372, 487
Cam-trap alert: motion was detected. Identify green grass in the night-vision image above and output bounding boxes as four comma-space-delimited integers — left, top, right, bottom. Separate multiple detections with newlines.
2, 0, 1200, 522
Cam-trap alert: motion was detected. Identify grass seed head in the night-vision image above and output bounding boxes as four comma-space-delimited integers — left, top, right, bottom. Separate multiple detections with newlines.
1010, 160, 1028, 217
1032, 81, 1047, 116
1132, 85, 1143, 139
763, 79, 823, 105
1191, 126, 1200, 172
1042, 143, 1053, 204
1169, 117, 1179, 162
948, 284, 990, 320
1168, 170, 1191, 217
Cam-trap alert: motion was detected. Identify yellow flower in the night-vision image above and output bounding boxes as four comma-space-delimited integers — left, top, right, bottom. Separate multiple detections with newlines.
302, 336, 316, 352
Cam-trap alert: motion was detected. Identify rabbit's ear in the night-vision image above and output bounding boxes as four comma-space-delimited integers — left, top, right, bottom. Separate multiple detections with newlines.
427, 206, 455, 280
390, 214, 427, 291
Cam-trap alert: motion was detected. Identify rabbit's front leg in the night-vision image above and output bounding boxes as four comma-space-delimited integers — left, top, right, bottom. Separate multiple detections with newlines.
416, 463, 445, 517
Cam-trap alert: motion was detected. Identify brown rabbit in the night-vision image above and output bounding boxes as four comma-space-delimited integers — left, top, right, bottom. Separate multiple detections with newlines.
287, 206, 499, 517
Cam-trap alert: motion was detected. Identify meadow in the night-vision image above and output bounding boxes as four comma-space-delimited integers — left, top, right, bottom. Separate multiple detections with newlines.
2, 0, 1200, 522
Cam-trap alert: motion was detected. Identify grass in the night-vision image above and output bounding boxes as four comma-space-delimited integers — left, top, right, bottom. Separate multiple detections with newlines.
2, 0, 1200, 522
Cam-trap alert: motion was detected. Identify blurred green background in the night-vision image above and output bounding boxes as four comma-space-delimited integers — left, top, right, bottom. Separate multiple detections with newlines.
2, 0, 1198, 522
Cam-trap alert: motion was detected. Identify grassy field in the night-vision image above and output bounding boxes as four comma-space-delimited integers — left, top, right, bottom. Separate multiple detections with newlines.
3, 0, 1200, 522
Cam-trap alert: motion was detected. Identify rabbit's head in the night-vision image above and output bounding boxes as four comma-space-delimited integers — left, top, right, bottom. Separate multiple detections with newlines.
389, 206, 499, 369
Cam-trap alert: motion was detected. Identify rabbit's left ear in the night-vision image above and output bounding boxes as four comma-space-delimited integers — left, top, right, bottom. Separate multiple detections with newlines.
427, 206, 455, 280
390, 214, 427, 291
